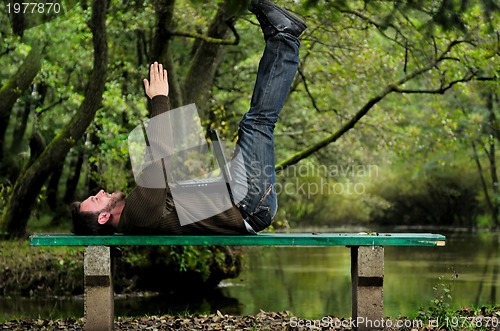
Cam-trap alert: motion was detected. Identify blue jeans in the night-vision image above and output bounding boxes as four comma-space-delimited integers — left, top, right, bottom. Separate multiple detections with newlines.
231, 32, 301, 232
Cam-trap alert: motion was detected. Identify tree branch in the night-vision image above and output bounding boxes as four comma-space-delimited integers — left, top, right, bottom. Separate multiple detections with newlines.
182, 0, 245, 117
393, 69, 478, 94
276, 39, 475, 172
36, 97, 68, 115
275, 128, 322, 136
170, 18, 240, 45
297, 67, 324, 113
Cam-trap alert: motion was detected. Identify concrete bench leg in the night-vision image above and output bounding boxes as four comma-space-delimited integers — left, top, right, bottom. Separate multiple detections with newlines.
351, 246, 384, 331
84, 246, 114, 331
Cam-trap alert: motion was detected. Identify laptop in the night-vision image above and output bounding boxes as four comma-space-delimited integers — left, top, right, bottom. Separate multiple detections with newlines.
172, 129, 233, 191
208, 129, 233, 184
169, 129, 237, 226
128, 101, 237, 188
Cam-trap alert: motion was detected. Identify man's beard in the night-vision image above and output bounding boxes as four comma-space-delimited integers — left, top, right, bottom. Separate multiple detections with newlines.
103, 192, 126, 212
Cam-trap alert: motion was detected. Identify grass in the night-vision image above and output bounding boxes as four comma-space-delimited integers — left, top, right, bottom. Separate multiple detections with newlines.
0, 240, 84, 298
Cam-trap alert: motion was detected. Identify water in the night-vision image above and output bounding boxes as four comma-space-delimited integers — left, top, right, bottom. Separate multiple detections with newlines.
1, 232, 498, 321
220, 231, 499, 319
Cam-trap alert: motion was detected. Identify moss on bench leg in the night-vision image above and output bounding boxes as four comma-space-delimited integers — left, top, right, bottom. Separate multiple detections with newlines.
351, 246, 384, 331
84, 246, 114, 331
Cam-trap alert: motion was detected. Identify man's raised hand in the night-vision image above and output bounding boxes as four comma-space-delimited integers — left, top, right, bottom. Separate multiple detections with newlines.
143, 61, 169, 99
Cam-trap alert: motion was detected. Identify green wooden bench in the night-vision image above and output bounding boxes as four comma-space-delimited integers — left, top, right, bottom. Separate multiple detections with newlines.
30, 233, 445, 331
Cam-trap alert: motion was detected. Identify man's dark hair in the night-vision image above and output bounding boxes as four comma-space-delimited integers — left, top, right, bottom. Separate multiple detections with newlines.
70, 202, 116, 235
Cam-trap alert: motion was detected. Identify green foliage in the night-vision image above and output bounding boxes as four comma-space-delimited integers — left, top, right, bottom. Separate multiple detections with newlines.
368, 152, 481, 226
303, 0, 500, 32
418, 275, 456, 321
116, 245, 243, 293
169, 246, 227, 280
275, 159, 377, 227
0, 184, 12, 216
417, 274, 500, 331
0, 240, 84, 296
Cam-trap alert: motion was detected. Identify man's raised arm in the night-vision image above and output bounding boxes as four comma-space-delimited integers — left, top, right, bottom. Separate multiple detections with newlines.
143, 61, 170, 117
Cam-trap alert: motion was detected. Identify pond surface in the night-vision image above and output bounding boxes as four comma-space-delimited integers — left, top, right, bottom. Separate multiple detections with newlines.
1, 231, 498, 321
221, 231, 500, 319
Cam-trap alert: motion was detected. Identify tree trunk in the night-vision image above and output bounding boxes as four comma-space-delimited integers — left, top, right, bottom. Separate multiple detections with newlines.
486, 91, 499, 229
9, 95, 31, 154
164, 48, 183, 109
490, 233, 499, 303
87, 132, 100, 194
10, 83, 47, 155
47, 166, 63, 211
471, 141, 496, 225
148, 0, 184, 108
150, 0, 175, 62
10, 0, 26, 37
1, 0, 109, 238
182, 0, 244, 119
63, 145, 84, 204
0, 41, 44, 161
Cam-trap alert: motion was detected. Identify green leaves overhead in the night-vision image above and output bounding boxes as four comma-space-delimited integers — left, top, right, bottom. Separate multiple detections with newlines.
303, 0, 500, 32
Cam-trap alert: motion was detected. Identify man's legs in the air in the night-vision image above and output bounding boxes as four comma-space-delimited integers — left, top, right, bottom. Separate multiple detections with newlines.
231, 0, 306, 232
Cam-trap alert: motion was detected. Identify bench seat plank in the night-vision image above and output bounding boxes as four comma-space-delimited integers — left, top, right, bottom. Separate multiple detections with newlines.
29, 233, 445, 247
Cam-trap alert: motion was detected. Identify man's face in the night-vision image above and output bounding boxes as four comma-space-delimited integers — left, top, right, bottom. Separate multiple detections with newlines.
80, 190, 123, 213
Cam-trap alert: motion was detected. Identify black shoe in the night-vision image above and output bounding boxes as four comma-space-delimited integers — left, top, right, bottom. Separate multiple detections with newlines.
249, 0, 307, 40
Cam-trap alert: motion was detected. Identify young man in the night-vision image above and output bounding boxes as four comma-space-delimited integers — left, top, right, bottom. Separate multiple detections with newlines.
71, 0, 306, 235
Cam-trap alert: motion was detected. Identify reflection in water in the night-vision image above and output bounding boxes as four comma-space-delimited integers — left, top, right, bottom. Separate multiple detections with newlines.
0, 290, 241, 322
0, 296, 82, 322
0, 232, 498, 321
220, 232, 500, 319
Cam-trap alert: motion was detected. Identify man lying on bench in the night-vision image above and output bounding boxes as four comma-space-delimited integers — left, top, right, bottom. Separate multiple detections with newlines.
70, 0, 307, 236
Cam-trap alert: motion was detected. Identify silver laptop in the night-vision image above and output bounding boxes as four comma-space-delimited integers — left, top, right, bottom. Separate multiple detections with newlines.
172, 129, 233, 191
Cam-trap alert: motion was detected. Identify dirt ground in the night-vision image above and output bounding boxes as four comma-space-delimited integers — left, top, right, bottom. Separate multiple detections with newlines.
2, 309, 500, 330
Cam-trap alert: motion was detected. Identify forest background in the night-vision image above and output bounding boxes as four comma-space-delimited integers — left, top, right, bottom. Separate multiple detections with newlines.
0, 0, 499, 240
